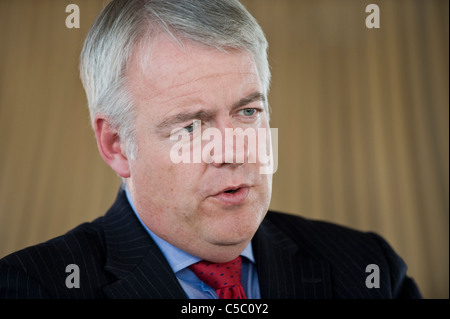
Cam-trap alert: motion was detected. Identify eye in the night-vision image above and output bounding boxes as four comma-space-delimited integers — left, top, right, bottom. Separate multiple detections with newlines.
169, 120, 202, 141
240, 108, 257, 116
183, 120, 201, 134
184, 122, 196, 133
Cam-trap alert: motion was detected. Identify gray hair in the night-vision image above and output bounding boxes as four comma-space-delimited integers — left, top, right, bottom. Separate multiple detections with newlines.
80, 0, 270, 160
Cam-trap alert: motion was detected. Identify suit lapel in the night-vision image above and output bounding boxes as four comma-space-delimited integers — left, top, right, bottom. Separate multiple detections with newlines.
252, 213, 333, 299
101, 190, 187, 299
102, 248, 187, 299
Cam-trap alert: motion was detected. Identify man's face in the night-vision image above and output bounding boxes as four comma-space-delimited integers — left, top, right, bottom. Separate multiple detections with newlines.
126, 35, 272, 262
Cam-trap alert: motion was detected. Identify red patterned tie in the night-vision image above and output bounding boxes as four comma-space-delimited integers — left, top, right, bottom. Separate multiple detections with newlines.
189, 256, 247, 299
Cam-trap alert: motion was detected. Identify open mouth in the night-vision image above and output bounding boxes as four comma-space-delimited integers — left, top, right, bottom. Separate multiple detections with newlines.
212, 185, 250, 206
224, 188, 240, 194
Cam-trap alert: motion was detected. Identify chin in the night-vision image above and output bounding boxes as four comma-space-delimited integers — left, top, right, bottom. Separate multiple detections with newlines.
209, 234, 250, 247
198, 201, 269, 253
205, 217, 260, 247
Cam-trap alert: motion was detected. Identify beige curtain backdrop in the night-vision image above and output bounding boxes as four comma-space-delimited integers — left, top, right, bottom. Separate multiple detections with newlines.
0, 0, 448, 298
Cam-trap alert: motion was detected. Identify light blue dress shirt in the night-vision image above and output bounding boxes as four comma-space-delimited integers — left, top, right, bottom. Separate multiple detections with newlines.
125, 187, 261, 299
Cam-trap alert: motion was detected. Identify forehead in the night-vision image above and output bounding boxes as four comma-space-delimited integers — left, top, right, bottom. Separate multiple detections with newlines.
126, 34, 261, 106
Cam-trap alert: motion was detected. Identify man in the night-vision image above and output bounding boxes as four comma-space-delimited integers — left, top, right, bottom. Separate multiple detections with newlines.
0, 0, 421, 299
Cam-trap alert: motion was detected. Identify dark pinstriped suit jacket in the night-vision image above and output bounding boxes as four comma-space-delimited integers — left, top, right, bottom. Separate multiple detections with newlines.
0, 189, 421, 299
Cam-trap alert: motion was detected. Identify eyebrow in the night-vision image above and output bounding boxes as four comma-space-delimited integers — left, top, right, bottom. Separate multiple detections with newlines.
231, 92, 266, 111
156, 91, 266, 133
156, 109, 215, 133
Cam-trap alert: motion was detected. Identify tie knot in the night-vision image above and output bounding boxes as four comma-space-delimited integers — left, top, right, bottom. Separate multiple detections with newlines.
189, 256, 247, 299
189, 256, 243, 290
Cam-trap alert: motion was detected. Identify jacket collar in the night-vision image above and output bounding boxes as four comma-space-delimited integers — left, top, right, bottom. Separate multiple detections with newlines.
253, 214, 333, 299
101, 189, 187, 298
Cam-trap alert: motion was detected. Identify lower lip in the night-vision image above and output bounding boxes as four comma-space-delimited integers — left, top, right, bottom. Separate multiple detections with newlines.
211, 187, 250, 206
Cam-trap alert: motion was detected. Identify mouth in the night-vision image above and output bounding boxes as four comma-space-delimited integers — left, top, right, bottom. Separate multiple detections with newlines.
211, 184, 250, 206
224, 189, 239, 194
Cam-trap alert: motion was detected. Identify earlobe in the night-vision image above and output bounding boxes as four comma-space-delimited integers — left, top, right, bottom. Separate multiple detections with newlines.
94, 116, 131, 178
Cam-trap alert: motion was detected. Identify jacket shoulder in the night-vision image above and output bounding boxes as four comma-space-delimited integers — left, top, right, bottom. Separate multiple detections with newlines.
263, 211, 422, 298
265, 210, 371, 242
0, 217, 109, 298
264, 210, 396, 259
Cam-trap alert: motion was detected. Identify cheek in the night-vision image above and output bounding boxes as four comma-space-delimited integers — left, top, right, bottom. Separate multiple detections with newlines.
129, 142, 173, 202
133, 157, 175, 195
131, 150, 204, 208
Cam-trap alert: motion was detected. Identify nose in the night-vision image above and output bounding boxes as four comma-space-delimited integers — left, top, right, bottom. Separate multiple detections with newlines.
208, 117, 249, 168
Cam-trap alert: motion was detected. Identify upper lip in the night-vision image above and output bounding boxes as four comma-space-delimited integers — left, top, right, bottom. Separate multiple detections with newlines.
214, 184, 250, 195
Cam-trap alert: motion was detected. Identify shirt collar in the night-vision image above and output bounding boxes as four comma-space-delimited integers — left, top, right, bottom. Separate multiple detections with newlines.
124, 186, 256, 273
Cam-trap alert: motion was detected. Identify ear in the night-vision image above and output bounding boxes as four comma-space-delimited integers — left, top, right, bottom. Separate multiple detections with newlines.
93, 115, 131, 178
